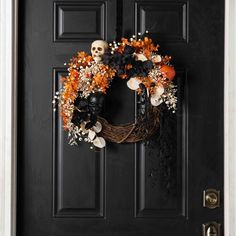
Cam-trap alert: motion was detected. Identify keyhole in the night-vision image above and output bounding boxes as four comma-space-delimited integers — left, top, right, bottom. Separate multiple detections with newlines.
207, 225, 217, 236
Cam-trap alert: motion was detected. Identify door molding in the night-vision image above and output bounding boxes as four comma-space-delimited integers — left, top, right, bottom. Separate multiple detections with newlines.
0, 0, 234, 235
224, 0, 236, 235
0, 0, 18, 235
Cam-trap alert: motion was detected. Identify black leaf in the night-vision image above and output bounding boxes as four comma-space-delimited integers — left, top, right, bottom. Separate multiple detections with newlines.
124, 45, 135, 54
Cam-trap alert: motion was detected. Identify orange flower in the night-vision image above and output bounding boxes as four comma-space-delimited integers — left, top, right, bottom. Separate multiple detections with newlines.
115, 37, 159, 56
125, 64, 133, 70
162, 56, 172, 65
70, 69, 79, 78
120, 74, 128, 79
121, 38, 129, 44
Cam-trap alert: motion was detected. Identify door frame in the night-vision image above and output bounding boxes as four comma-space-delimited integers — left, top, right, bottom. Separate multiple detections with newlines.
0, 0, 18, 235
224, 0, 236, 235
0, 0, 234, 235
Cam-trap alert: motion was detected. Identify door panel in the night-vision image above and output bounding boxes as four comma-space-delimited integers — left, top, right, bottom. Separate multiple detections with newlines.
135, 1, 188, 43
17, 0, 224, 235
135, 73, 187, 219
54, 1, 107, 42
123, 0, 224, 231
53, 68, 105, 218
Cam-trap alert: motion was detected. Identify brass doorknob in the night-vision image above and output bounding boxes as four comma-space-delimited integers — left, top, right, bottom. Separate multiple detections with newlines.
203, 189, 220, 209
206, 192, 218, 205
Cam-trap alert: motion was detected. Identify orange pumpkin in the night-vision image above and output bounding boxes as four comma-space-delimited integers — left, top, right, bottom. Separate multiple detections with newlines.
160, 65, 176, 80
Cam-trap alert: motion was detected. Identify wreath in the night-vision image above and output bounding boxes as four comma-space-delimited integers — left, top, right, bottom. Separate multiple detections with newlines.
53, 33, 177, 149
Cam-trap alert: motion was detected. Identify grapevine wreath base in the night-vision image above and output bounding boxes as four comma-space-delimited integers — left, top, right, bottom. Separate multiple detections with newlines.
53, 32, 177, 149
98, 106, 160, 143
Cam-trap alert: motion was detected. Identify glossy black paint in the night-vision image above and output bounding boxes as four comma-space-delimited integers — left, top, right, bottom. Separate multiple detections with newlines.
17, 0, 224, 235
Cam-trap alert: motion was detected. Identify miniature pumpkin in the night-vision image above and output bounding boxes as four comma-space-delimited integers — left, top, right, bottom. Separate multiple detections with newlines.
160, 65, 176, 80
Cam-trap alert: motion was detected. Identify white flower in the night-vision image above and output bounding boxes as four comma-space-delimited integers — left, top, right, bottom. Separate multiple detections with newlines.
88, 130, 96, 140
93, 136, 106, 148
93, 121, 102, 133
127, 77, 141, 90
153, 85, 164, 96
152, 55, 162, 63
150, 85, 164, 106
151, 96, 163, 106
134, 53, 147, 61
85, 121, 106, 148
80, 122, 89, 133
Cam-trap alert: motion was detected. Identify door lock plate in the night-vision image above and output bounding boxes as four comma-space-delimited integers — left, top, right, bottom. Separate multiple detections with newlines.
203, 189, 220, 209
203, 222, 221, 236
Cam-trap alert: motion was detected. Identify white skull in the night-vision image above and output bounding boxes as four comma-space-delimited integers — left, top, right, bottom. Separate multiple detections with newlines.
91, 40, 108, 63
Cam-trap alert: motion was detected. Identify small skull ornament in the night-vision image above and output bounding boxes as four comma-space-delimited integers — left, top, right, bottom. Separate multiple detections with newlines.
88, 92, 105, 115
91, 40, 108, 63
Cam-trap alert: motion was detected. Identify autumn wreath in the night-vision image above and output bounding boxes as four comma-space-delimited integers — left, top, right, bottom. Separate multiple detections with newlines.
53, 33, 177, 149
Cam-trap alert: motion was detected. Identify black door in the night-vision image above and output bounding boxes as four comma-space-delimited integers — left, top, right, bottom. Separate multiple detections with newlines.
17, 0, 224, 235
